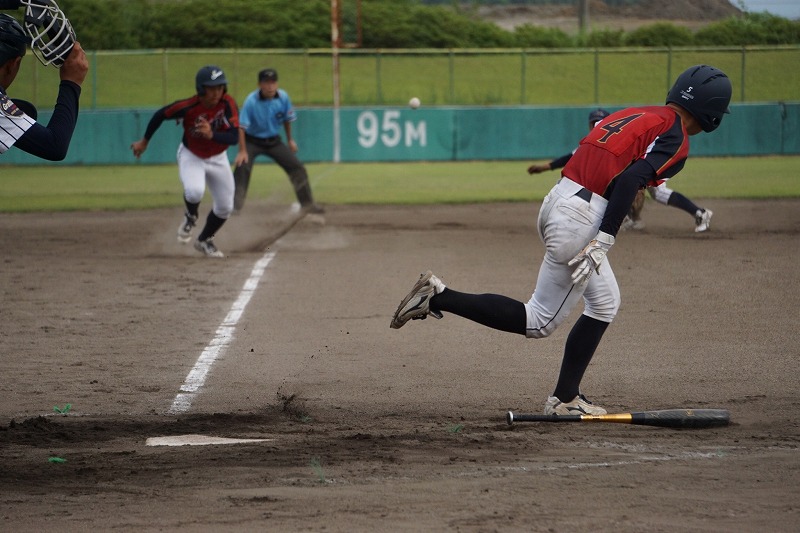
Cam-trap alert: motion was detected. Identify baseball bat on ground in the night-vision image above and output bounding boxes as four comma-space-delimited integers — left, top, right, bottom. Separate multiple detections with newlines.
506, 409, 730, 429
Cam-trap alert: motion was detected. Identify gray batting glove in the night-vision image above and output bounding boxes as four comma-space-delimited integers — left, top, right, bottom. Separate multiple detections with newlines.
568, 231, 615, 285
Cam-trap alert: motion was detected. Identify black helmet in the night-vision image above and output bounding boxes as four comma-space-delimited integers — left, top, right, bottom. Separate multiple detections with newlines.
195, 65, 228, 95
666, 65, 732, 133
0, 14, 30, 65
588, 108, 610, 125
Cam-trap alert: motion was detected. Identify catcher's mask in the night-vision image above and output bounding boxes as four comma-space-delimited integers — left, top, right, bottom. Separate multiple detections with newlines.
0, 14, 30, 65
21, 0, 75, 67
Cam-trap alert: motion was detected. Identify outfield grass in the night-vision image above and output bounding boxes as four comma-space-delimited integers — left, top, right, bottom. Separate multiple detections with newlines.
0, 156, 798, 213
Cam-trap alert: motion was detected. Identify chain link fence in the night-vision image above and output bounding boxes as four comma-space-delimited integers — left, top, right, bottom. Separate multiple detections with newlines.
15, 45, 799, 109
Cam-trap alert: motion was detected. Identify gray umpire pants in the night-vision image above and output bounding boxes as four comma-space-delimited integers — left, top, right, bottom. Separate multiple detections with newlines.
233, 134, 315, 211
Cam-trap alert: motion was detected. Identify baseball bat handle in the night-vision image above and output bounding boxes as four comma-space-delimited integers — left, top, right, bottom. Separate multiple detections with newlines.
506, 409, 730, 429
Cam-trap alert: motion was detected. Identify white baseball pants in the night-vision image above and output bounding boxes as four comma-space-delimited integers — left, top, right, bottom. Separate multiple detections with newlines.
525, 178, 621, 338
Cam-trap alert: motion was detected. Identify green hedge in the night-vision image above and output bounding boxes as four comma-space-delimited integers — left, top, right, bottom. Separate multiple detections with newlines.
36, 0, 800, 50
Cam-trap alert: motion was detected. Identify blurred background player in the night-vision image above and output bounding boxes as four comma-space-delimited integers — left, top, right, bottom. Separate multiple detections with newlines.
233, 68, 323, 215
131, 65, 239, 258
391, 65, 732, 416
527, 108, 610, 176
0, 12, 88, 160
528, 108, 714, 233
625, 181, 713, 233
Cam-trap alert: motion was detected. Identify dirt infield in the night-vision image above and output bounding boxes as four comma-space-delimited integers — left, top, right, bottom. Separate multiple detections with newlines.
1, 199, 798, 531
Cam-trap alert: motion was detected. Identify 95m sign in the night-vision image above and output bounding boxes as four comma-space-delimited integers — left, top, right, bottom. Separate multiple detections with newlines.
338, 108, 453, 161
357, 110, 427, 148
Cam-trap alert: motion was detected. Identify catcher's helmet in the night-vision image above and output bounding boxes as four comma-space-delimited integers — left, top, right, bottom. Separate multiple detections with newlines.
196, 65, 228, 95
0, 14, 31, 65
666, 65, 731, 133
588, 108, 610, 126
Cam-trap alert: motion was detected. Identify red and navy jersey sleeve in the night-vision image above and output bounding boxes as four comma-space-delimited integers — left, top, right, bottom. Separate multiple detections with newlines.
147, 94, 239, 158
563, 106, 690, 196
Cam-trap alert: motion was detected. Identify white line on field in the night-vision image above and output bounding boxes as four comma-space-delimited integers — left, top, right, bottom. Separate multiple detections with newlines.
168, 250, 277, 414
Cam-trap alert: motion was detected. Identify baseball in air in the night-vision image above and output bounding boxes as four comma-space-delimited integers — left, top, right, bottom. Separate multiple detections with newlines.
409, 97, 421, 109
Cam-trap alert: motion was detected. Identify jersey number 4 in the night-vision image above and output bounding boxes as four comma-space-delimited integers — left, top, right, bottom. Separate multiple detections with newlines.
596, 113, 644, 143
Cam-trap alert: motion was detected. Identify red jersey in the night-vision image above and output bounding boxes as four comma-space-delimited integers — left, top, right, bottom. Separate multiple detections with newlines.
563, 105, 689, 197
161, 94, 239, 159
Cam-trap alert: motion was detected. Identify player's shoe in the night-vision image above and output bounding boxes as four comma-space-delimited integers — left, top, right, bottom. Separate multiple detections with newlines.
390, 270, 446, 329
544, 394, 607, 416
194, 238, 224, 258
621, 215, 645, 231
177, 212, 198, 244
302, 203, 325, 215
695, 209, 713, 233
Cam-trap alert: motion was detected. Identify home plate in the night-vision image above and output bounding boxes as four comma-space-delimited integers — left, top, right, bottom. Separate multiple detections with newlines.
146, 434, 274, 447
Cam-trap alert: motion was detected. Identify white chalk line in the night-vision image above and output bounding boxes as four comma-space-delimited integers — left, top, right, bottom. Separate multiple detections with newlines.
168, 250, 277, 414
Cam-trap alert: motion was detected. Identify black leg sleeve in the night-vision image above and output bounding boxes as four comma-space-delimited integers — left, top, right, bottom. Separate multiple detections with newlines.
552, 315, 610, 401
184, 199, 200, 218
432, 288, 527, 335
197, 211, 227, 242
667, 191, 701, 216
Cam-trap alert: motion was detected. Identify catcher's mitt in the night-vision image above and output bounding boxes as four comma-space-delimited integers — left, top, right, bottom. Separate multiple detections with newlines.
20, 0, 75, 67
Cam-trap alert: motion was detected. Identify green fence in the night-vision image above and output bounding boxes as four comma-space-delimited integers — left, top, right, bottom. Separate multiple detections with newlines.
13, 46, 800, 111
2, 103, 797, 166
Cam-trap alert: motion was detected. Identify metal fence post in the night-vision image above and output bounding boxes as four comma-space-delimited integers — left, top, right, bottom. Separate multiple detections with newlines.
449, 49, 455, 104
594, 48, 599, 104
741, 46, 746, 102
376, 50, 383, 105
666, 47, 672, 95
520, 49, 527, 105
91, 50, 97, 110
162, 49, 168, 105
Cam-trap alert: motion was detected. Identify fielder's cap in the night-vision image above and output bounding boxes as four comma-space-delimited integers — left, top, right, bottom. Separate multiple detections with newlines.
258, 68, 278, 82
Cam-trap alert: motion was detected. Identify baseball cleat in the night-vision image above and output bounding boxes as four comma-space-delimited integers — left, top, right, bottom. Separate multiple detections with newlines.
695, 208, 713, 233
302, 203, 325, 215
544, 394, 607, 416
390, 270, 446, 329
194, 238, 224, 258
177, 212, 198, 244
620, 216, 645, 231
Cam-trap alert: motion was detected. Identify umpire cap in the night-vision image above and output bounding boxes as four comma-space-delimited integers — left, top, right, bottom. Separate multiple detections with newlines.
0, 14, 30, 65
258, 68, 278, 82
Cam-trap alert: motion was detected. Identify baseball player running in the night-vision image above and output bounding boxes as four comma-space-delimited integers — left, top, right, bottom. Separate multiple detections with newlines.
0, 13, 88, 160
529, 109, 714, 233
131, 66, 239, 258
391, 65, 732, 416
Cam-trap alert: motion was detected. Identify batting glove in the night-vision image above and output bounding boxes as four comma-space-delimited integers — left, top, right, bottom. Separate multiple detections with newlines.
568, 231, 615, 285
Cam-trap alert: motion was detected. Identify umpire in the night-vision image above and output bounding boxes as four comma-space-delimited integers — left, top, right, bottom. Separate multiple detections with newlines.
233, 68, 323, 214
